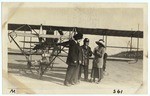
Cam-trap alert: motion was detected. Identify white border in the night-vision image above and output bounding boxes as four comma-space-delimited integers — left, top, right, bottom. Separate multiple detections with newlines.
0, 0, 149, 96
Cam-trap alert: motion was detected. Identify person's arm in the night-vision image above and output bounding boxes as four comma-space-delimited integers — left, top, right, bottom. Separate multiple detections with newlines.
93, 48, 96, 56
57, 40, 70, 47
101, 47, 106, 56
71, 42, 79, 64
78, 46, 83, 64
70, 48, 78, 64
104, 53, 108, 59
88, 47, 93, 57
94, 48, 103, 58
96, 51, 102, 58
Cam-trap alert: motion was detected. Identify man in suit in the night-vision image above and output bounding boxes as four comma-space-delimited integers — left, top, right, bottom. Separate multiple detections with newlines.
57, 32, 83, 86
79, 38, 92, 81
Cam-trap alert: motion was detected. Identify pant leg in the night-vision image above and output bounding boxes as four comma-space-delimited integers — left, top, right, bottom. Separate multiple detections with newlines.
91, 67, 94, 78
64, 65, 75, 84
69, 64, 80, 84
78, 64, 83, 80
84, 65, 88, 80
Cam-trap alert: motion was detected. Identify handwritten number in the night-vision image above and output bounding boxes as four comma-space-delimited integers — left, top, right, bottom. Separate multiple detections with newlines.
113, 89, 123, 94
120, 90, 123, 93
113, 89, 116, 93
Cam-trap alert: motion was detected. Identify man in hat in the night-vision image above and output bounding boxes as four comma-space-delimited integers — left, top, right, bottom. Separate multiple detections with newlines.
78, 38, 92, 81
57, 32, 83, 86
90, 39, 105, 84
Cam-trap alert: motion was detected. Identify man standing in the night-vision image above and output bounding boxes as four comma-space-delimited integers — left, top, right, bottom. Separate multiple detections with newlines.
79, 38, 92, 81
57, 32, 83, 86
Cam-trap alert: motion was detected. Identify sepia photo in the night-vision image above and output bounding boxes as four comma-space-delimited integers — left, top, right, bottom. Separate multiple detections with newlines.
2, 2, 148, 94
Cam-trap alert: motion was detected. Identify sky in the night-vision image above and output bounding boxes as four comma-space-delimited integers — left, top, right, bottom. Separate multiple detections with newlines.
3, 3, 145, 55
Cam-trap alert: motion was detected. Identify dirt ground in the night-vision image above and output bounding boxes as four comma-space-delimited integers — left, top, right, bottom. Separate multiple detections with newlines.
3, 54, 145, 94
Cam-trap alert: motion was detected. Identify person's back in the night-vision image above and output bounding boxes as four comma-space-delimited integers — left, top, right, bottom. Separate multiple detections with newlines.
66, 39, 80, 65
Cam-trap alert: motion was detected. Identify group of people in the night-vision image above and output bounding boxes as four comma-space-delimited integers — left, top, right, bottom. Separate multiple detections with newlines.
57, 32, 107, 86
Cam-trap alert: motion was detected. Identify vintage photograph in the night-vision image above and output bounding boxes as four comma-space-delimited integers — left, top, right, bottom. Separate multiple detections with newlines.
2, 2, 148, 94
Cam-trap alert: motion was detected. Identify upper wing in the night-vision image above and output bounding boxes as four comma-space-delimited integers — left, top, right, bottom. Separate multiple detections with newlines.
8, 23, 143, 38
9, 32, 67, 39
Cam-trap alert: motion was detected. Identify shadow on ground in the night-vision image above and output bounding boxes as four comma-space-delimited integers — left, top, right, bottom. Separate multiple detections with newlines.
8, 63, 69, 85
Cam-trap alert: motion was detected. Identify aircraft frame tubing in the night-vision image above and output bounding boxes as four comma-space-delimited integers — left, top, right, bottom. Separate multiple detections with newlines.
9, 35, 29, 61
39, 47, 65, 77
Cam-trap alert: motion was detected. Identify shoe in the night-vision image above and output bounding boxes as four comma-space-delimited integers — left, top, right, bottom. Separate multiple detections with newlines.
84, 79, 89, 82
70, 82, 76, 85
90, 79, 93, 83
64, 82, 71, 86
64, 83, 71, 86
76, 80, 80, 84
96, 80, 101, 84
96, 81, 100, 84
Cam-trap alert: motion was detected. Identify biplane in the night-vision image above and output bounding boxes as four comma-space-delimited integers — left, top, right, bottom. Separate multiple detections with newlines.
8, 23, 143, 78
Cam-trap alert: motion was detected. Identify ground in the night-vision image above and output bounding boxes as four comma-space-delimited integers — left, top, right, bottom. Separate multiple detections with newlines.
3, 54, 144, 94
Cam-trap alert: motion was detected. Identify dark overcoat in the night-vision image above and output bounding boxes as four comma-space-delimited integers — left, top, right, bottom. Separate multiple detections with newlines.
58, 39, 82, 65
81, 45, 92, 66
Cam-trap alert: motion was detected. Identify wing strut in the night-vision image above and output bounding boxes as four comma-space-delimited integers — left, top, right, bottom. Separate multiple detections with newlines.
9, 34, 30, 62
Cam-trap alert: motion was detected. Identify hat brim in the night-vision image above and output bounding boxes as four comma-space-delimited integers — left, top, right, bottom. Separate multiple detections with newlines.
96, 41, 105, 47
75, 37, 83, 40
73, 34, 83, 40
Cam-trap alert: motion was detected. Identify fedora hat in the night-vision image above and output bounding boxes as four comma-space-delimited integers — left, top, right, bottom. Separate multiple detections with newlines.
95, 39, 105, 47
73, 32, 83, 40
